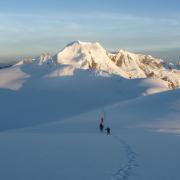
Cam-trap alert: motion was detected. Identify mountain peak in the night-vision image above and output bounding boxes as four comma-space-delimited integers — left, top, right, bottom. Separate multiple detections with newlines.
56, 40, 127, 76
65, 40, 102, 48
66, 40, 82, 47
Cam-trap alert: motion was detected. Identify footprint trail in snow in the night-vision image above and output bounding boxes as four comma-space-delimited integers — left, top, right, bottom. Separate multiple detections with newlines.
111, 135, 139, 180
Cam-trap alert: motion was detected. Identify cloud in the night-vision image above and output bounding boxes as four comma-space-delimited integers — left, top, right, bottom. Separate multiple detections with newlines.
0, 11, 179, 37
0, 11, 180, 61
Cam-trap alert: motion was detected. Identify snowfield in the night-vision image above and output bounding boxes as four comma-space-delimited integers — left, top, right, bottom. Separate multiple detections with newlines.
0, 41, 180, 180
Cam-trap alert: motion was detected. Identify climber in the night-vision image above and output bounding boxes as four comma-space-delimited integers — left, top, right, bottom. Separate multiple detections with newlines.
99, 123, 104, 132
105, 127, 111, 135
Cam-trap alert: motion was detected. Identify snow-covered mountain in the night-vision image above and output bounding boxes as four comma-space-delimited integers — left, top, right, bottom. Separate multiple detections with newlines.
2, 40, 180, 89
108, 49, 180, 88
56, 40, 180, 88
57, 41, 180, 89
56, 41, 128, 77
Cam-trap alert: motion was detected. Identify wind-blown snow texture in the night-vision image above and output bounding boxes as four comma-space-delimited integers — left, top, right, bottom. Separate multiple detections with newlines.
0, 41, 180, 180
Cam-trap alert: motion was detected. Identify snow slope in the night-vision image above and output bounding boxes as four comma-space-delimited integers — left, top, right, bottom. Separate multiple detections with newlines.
0, 60, 170, 131
0, 65, 29, 90
0, 89, 180, 180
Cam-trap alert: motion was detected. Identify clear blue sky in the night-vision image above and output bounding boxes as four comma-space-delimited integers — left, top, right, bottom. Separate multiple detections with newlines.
0, 0, 180, 62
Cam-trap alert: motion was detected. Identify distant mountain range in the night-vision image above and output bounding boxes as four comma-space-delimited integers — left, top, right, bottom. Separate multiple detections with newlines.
1, 41, 180, 89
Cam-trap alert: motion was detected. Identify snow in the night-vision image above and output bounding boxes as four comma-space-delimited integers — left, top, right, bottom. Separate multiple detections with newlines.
58, 40, 180, 88
57, 41, 129, 77
138, 78, 168, 95
0, 65, 29, 90
0, 41, 180, 180
0, 88, 180, 180
0, 65, 170, 131
0, 132, 125, 180
109, 49, 180, 88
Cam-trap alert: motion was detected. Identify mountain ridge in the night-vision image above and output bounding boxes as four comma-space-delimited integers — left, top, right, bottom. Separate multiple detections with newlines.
6, 40, 180, 89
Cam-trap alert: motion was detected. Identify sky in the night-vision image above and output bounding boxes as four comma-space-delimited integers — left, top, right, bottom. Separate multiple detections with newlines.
0, 0, 180, 63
